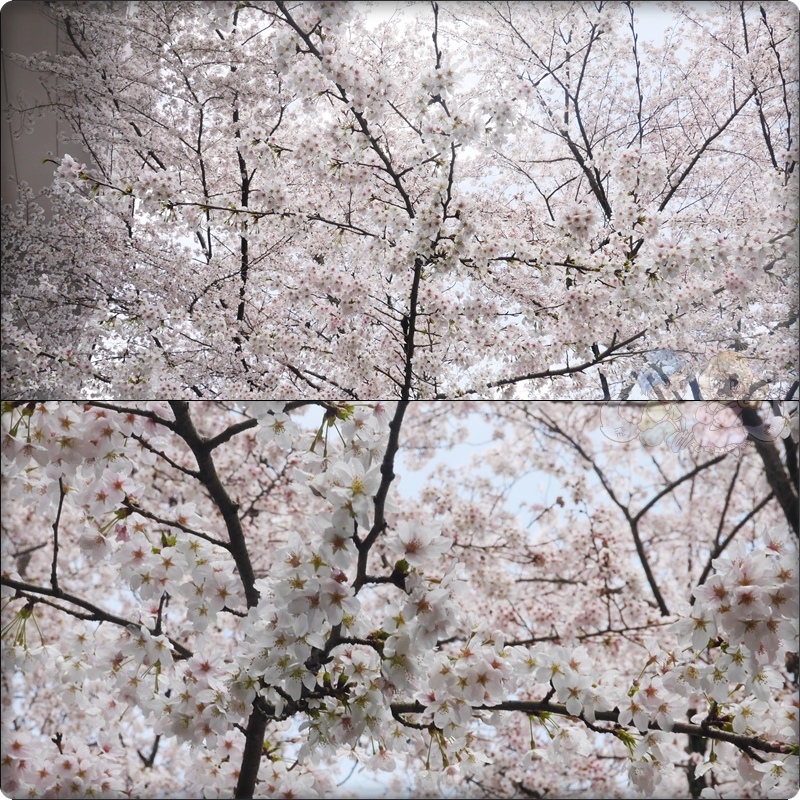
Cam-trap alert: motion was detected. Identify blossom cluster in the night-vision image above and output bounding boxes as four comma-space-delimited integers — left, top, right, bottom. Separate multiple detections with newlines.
558, 201, 599, 243
52, 154, 87, 193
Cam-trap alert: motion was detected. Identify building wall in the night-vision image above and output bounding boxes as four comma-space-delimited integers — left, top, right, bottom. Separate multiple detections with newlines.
1, 0, 91, 211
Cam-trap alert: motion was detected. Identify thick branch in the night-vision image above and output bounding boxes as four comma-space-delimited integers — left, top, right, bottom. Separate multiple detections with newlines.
740, 406, 799, 536
49, 478, 65, 594
168, 402, 260, 607
354, 401, 410, 592
402, 260, 424, 399
0, 576, 192, 660
389, 698, 795, 756
235, 696, 269, 799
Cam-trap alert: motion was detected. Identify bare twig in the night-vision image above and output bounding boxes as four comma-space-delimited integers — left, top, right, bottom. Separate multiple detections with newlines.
50, 477, 65, 595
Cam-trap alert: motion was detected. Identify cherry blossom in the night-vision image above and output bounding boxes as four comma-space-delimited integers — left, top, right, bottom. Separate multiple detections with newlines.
392, 520, 453, 568
1, 2, 796, 399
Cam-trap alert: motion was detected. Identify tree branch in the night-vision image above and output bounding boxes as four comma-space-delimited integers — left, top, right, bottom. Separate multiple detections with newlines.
389, 698, 794, 756
658, 88, 757, 212
693, 492, 776, 596
354, 401, 410, 593
632, 454, 728, 525
168, 402, 260, 607
740, 406, 798, 536
485, 330, 648, 392
0, 576, 192, 660
50, 477, 65, 595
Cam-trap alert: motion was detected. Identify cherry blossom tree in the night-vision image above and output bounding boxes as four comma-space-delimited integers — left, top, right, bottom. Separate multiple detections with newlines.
1, 1, 797, 399
1, 399, 798, 798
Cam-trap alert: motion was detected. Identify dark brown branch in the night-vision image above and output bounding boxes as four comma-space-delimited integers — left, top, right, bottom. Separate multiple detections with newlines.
632, 454, 728, 525
137, 733, 162, 769
0, 576, 192, 659
713, 458, 742, 550
402, 260, 424, 399
203, 403, 335, 453
783, 433, 798, 488
122, 500, 227, 549
271, 0, 415, 219
693, 492, 776, 597
389, 698, 794, 756
132, 433, 200, 479
533, 411, 671, 616
50, 477, 65, 595
85, 402, 177, 433
168, 402, 260, 607
204, 417, 259, 451
740, 406, 798, 536
169, 401, 265, 800
354, 401, 410, 593
235, 696, 269, 799
485, 330, 648, 391
658, 88, 757, 212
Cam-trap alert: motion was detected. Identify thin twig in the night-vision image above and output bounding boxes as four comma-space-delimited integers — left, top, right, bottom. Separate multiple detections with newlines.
50, 477, 65, 595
